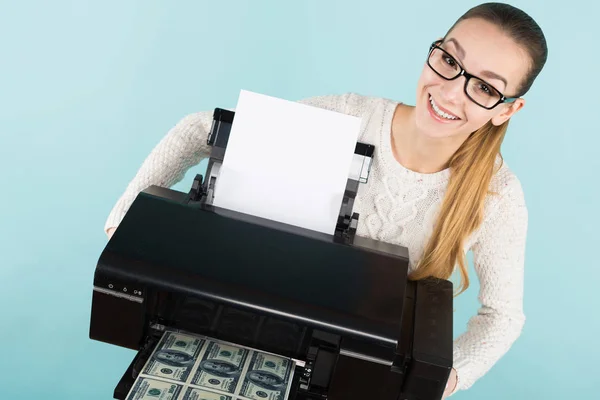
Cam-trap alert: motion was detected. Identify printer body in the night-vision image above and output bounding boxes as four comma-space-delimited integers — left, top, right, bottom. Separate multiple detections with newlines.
90, 108, 454, 399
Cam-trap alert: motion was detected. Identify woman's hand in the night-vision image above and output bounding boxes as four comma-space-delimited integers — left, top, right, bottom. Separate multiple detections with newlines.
107, 227, 116, 239
443, 368, 458, 399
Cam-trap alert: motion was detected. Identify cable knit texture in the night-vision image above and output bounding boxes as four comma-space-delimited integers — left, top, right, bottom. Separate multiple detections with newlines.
104, 93, 528, 394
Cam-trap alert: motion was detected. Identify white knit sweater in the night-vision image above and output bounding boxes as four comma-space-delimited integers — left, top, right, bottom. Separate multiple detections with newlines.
104, 93, 528, 394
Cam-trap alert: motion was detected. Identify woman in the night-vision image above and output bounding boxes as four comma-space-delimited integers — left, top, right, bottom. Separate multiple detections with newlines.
104, 2, 547, 397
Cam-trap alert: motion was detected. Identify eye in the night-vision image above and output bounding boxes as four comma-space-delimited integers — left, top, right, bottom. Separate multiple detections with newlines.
478, 82, 492, 96
443, 56, 457, 68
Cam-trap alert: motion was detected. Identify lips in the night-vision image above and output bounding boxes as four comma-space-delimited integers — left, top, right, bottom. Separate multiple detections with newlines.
428, 94, 461, 121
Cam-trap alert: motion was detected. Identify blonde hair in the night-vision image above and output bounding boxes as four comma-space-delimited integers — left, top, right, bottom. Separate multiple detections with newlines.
408, 121, 507, 295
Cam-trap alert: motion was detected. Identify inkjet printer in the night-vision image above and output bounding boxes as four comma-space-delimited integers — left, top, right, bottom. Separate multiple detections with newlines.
89, 108, 454, 399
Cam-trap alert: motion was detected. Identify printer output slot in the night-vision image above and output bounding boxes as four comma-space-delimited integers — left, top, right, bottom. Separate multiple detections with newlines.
112, 323, 326, 400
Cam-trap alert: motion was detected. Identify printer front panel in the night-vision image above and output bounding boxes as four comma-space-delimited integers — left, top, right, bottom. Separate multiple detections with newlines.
147, 289, 311, 362
91, 261, 312, 360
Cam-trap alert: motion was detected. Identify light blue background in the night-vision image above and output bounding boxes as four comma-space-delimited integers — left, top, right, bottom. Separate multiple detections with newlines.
0, 0, 597, 399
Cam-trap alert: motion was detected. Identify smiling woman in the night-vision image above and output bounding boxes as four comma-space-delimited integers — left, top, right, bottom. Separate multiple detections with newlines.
103, 2, 548, 398
402, 6, 547, 294
400, 15, 536, 287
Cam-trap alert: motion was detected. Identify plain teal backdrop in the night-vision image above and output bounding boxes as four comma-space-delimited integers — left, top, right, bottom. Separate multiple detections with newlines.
1, 0, 598, 398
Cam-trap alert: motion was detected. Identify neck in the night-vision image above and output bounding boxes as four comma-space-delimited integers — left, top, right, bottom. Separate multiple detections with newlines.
391, 104, 466, 174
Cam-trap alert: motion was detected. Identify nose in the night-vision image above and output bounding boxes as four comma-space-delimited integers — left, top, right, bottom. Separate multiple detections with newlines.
439, 75, 465, 104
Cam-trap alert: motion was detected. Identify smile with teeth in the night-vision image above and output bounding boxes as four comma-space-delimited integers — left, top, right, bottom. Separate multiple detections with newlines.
429, 95, 459, 120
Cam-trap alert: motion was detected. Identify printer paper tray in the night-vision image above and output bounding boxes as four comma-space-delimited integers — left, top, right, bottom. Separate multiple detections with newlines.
111, 328, 307, 400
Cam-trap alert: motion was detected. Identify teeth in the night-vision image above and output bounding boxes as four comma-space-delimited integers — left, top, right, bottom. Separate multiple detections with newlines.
429, 95, 458, 120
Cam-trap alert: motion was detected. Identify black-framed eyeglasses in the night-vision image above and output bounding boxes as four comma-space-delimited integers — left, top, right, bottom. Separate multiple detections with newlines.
427, 41, 519, 110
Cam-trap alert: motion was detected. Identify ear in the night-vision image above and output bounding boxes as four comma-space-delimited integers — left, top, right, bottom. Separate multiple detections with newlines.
491, 98, 525, 126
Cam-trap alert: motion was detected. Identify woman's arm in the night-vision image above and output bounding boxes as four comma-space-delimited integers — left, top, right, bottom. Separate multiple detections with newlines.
451, 172, 528, 394
104, 110, 214, 235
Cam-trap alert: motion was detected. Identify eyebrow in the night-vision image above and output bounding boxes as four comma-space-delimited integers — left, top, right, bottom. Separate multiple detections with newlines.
444, 38, 508, 87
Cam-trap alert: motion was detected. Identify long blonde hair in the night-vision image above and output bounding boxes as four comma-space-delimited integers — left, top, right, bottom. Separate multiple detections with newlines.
408, 2, 548, 295
408, 121, 507, 295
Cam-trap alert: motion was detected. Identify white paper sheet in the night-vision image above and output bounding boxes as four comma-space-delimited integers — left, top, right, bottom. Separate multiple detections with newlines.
212, 90, 362, 235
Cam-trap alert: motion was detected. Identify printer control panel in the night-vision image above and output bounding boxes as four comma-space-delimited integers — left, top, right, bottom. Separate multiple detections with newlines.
94, 277, 145, 300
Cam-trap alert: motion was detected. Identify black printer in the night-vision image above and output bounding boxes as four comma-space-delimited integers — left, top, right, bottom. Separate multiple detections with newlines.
89, 108, 454, 400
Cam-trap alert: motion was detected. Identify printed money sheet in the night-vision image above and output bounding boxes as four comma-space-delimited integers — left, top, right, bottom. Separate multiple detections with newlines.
125, 331, 296, 400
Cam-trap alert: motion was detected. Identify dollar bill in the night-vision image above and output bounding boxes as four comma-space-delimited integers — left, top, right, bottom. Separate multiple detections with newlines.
143, 332, 207, 383
238, 352, 295, 400
181, 387, 234, 400
190, 340, 250, 394
126, 377, 184, 400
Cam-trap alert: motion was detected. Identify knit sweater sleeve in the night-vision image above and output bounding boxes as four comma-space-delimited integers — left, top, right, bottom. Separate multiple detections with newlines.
451, 172, 528, 393
103, 93, 354, 234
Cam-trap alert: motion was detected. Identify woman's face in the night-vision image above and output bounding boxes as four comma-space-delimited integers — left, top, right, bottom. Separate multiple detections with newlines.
414, 18, 530, 142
